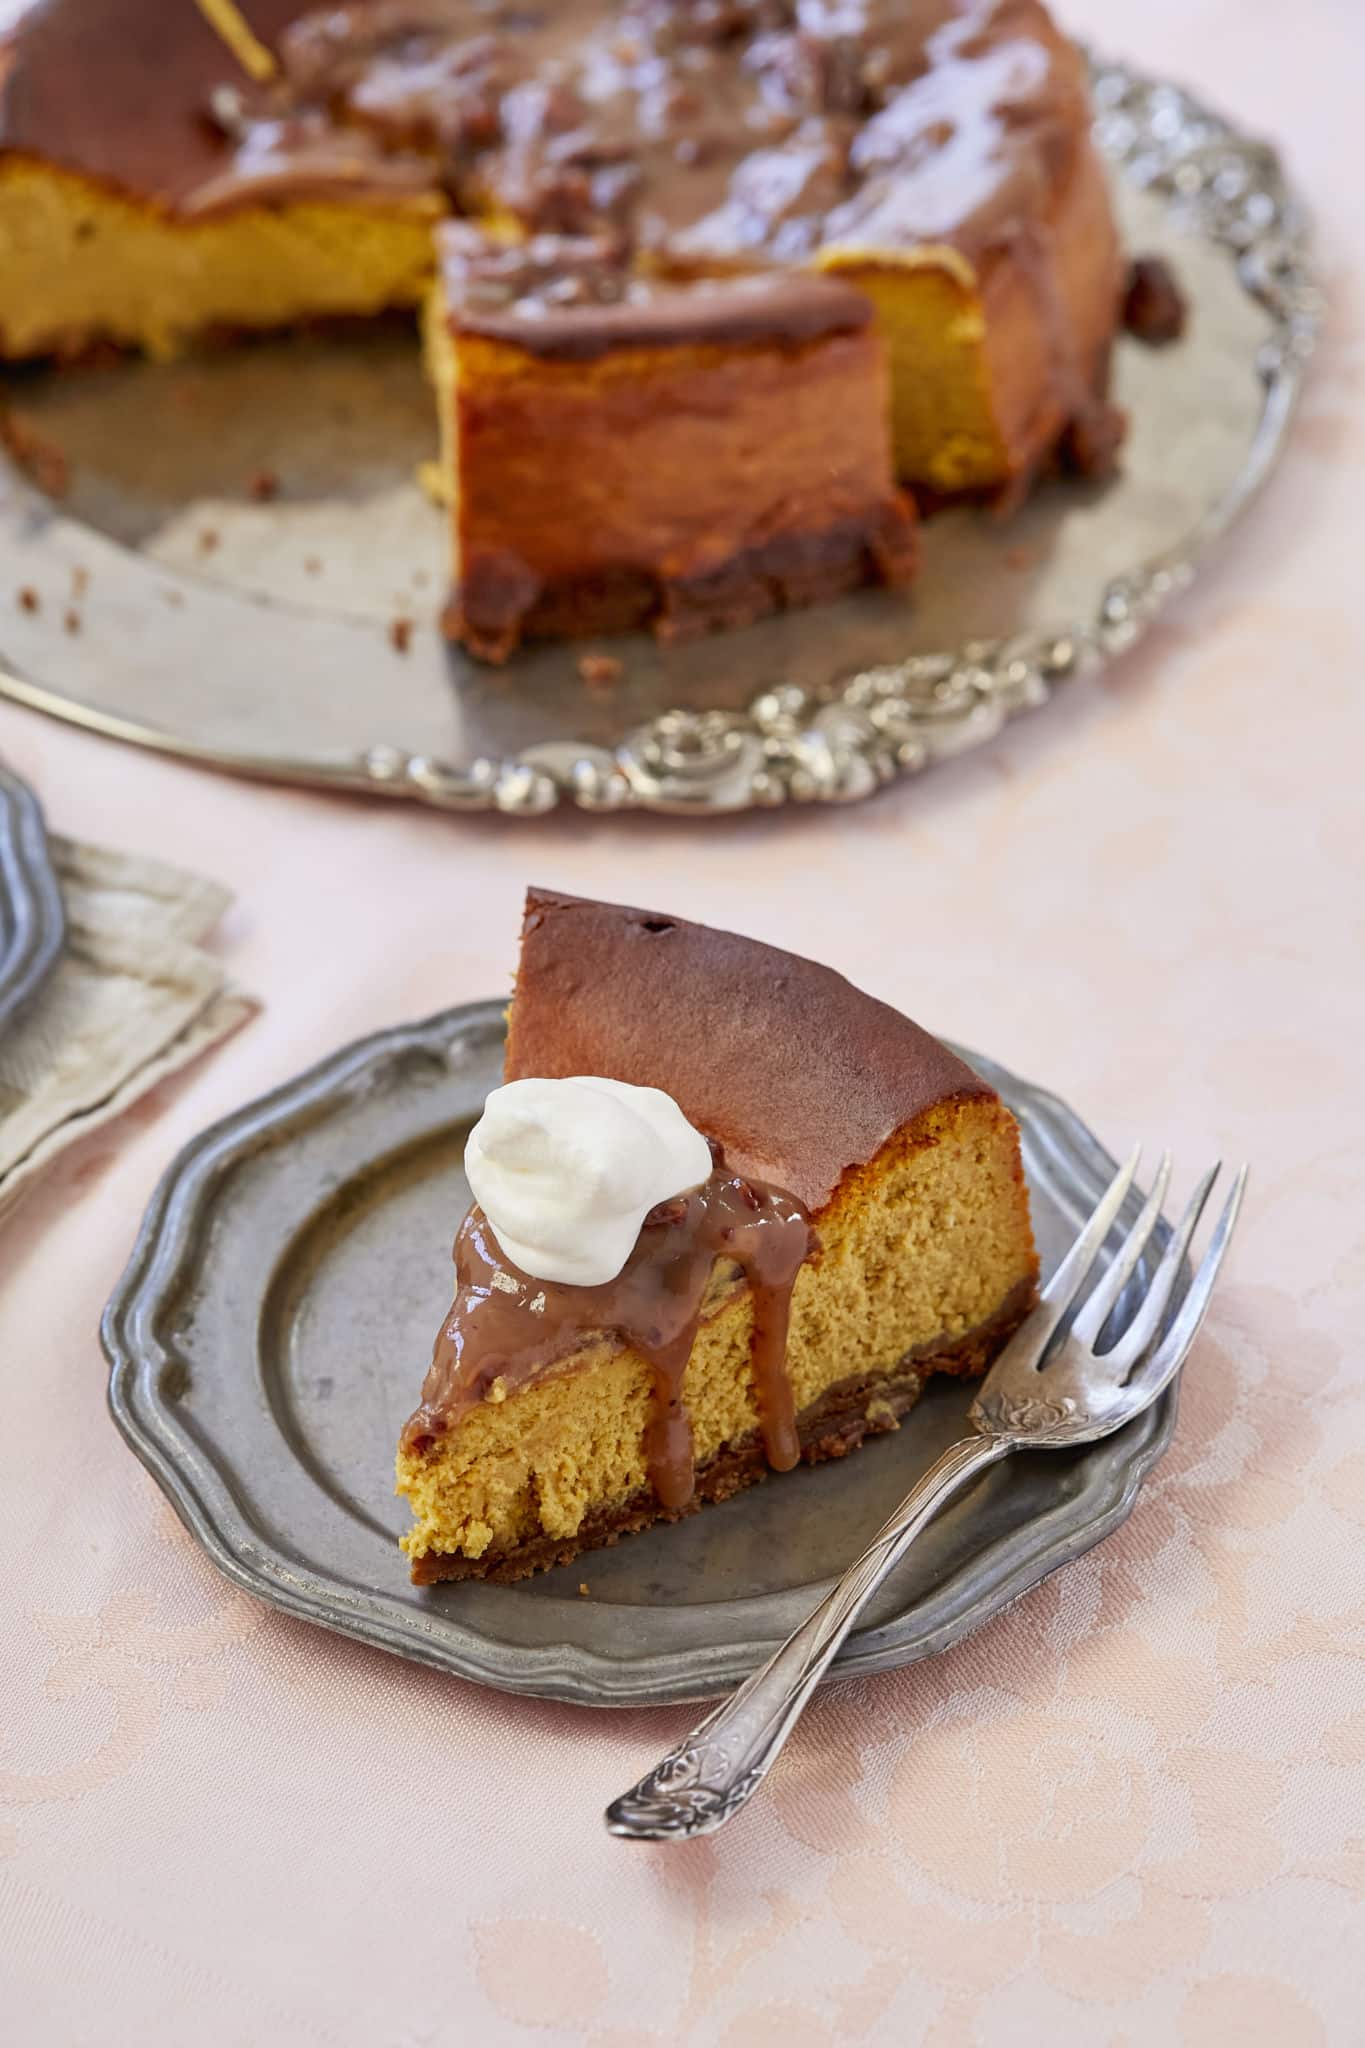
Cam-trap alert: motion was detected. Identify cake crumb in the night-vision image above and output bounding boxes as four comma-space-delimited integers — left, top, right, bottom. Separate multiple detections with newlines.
71, 566, 89, 598
249, 468, 279, 502
17, 586, 39, 613
577, 650, 623, 690
1123, 254, 1187, 346
63, 609, 81, 635
416, 458, 450, 507
1, 412, 69, 498
1061, 401, 1127, 482
390, 618, 413, 654
578, 1582, 590, 1597
197, 527, 220, 556
485, 1376, 508, 1405
304, 555, 322, 576
164, 588, 185, 608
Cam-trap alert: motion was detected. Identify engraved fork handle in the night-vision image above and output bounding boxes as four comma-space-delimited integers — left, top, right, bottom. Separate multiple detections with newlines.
604, 1432, 1012, 1841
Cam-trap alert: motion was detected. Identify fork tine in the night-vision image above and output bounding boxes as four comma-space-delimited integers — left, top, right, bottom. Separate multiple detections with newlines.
1070, 1151, 1172, 1348
1039, 1144, 1140, 1312
1105, 1160, 1221, 1375
988, 1145, 1141, 1376
1123, 1166, 1248, 1404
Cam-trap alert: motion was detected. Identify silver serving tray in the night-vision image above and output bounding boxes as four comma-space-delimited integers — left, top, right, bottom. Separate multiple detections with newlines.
0, 763, 64, 1037
0, 58, 1320, 817
103, 1000, 1175, 1708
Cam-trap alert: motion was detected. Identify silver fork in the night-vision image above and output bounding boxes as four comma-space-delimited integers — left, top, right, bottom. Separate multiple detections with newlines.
605, 1149, 1246, 1843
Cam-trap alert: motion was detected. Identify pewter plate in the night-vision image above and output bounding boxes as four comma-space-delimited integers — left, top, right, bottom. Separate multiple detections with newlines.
103, 1000, 1176, 1707
0, 59, 1320, 817
0, 763, 64, 1038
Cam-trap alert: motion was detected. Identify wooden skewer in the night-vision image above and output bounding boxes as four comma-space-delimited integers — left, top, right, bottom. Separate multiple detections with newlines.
194, 0, 278, 83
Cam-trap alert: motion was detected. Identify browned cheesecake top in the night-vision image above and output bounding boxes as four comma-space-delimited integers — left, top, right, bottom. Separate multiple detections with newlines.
1, 0, 1091, 270
0, 0, 307, 207
505, 887, 994, 1214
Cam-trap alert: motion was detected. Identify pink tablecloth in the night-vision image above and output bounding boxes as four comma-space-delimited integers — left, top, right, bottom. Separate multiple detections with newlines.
2, 3, 1363, 2040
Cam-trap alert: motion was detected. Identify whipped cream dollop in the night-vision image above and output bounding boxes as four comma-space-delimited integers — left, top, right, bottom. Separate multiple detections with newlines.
464, 1076, 715, 1287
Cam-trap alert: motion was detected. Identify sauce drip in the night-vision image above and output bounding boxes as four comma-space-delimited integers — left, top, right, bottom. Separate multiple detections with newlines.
401, 1143, 816, 1510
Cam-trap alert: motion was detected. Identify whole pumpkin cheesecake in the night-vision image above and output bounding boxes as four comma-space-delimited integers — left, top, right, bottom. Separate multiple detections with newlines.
0, 0, 1124, 656
396, 890, 1040, 1582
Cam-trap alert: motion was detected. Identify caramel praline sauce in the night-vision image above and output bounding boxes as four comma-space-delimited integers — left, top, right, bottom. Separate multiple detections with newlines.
4, 1, 1090, 276
248, 0, 1085, 269
436, 221, 875, 357
402, 1141, 816, 1512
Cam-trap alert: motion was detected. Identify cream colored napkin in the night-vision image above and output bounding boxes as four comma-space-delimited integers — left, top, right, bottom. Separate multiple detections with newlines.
0, 836, 257, 1221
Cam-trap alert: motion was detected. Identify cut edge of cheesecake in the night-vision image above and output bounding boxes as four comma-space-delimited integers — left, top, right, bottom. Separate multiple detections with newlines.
814, 127, 1125, 497
0, 154, 443, 361
395, 891, 1040, 1583
426, 238, 918, 661
0, 0, 445, 361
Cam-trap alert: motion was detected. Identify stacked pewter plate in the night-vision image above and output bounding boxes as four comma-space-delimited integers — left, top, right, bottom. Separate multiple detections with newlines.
0, 762, 63, 1038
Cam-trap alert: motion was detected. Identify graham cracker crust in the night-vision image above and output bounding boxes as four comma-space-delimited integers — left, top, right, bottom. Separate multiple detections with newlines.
409, 1278, 1035, 1585
447, 502, 918, 663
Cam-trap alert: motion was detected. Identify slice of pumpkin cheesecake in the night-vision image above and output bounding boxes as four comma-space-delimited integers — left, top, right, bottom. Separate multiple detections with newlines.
396, 890, 1039, 1583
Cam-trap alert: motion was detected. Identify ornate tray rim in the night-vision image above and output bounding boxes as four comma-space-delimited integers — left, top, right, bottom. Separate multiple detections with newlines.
0, 763, 65, 1037
0, 52, 1323, 818
102, 999, 1177, 1708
